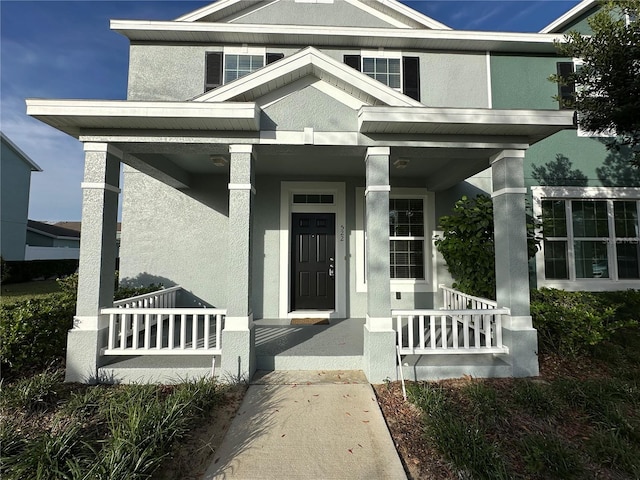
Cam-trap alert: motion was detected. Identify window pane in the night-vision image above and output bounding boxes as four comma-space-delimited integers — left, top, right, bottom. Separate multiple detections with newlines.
390, 240, 424, 279
388, 74, 401, 89
543, 240, 569, 279
572, 200, 609, 237
388, 59, 400, 74
574, 240, 609, 278
389, 198, 424, 236
614, 201, 638, 238
226, 55, 238, 69
362, 57, 374, 73
617, 242, 640, 279
542, 200, 567, 237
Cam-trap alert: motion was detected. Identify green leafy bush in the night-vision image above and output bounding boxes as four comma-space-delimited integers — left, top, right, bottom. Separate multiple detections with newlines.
435, 195, 538, 299
0, 293, 75, 378
531, 288, 638, 356
0, 272, 163, 379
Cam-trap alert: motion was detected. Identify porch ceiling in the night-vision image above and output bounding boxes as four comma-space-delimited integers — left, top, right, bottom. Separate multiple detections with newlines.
112, 142, 498, 190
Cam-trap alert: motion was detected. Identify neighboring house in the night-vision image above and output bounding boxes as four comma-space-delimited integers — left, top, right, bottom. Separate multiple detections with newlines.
26, 0, 637, 384
0, 132, 42, 261
25, 220, 81, 260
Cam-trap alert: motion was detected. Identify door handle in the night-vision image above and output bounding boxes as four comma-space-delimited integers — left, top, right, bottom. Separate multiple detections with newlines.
329, 265, 335, 278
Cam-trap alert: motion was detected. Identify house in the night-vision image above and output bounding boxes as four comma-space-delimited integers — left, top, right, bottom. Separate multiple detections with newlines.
26, 0, 636, 384
24, 220, 81, 260
1, 132, 42, 262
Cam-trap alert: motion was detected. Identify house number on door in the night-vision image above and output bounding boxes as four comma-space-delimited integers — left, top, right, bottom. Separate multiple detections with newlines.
340, 225, 345, 242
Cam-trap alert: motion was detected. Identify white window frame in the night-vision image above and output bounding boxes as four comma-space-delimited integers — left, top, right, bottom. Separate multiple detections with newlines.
360, 50, 402, 92
223, 46, 266, 85
572, 57, 616, 138
532, 186, 640, 291
355, 187, 436, 293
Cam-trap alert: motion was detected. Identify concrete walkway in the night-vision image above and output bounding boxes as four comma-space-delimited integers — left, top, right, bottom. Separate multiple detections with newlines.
202, 370, 407, 480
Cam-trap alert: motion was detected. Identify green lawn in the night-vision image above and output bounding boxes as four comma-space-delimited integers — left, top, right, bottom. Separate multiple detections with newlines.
0, 280, 61, 304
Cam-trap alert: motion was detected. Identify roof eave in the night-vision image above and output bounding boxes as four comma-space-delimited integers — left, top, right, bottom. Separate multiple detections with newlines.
26, 99, 261, 138
110, 20, 564, 53
539, 0, 598, 33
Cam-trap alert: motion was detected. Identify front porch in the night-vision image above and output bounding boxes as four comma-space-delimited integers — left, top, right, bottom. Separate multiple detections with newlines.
96, 285, 513, 383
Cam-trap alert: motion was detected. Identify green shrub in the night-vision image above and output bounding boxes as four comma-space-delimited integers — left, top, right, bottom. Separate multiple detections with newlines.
1, 369, 64, 412
587, 429, 640, 477
512, 380, 557, 417
0, 294, 75, 378
531, 288, 636, 356
435, 195, 538, 299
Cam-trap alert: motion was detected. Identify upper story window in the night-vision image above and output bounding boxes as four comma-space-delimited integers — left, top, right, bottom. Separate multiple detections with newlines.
344, 52, 420, 101
224, 54, 264, 83
205, 48, 284, 92
556, 61, 575, 110
363, 57, 401, 90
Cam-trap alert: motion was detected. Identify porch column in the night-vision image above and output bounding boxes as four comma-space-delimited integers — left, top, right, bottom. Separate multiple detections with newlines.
221, 144, 256, 381
490, 149, 539, 377
66, 143, 121, 383
363, 147, 396, 383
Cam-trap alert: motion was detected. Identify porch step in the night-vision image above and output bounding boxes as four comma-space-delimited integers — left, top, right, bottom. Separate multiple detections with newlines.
98, 355, 219, 384
398, 353, 512, 381
256, 354, 363, 371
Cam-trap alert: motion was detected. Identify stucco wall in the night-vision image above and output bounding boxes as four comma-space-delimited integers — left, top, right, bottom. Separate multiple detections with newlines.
490, 54, 562, 110
223, 0, 394, 28
118, 167, 230, 308
1, 141, 31, 261
260, 84, 358, 131
128, 43, 491, 109
525, 130, 638, 189
418, 52, 490, 108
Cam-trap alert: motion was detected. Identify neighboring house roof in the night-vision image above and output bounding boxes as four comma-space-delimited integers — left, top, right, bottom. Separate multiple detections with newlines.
54, 221, 122, 233
539, 0, 597, 33
175, 0, 451, 30
27, 220, 81, 239
0, 131, 43, 172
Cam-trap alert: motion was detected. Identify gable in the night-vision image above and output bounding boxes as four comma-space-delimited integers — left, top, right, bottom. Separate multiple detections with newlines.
540, 0, 599, 34
260, 79, 359, 131
177, 0, 450, 29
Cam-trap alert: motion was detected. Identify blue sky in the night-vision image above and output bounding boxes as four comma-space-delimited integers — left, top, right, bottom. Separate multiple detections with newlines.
1, 0, 579, 221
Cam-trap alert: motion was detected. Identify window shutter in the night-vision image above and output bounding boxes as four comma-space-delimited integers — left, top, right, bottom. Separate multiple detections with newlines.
266, 52, 284, 64
344, 55, 361, 71
402, 56, 420, 101
205, 52, 223, 92
556, 62, 575, 110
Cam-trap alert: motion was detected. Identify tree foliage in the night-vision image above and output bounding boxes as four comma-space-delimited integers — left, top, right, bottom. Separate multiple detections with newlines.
435, 195, 539, 300
553, 0, 640, 164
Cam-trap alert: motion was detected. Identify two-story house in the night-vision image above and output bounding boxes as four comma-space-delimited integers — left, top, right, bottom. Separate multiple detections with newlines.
27, 0, 635, 385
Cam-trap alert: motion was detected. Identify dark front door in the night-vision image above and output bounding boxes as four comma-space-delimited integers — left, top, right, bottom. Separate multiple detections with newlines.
291, 213, 336, 310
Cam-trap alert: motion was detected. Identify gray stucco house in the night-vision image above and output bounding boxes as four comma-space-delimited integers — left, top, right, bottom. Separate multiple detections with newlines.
1, 132, 42, 262
27, 0, 638, 384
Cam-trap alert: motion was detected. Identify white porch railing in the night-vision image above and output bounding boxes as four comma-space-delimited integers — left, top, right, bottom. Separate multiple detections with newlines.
113, 285, 181, 308
102, 287, 225, 356
440, 284, 497, 310
393, 286, 509, 355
